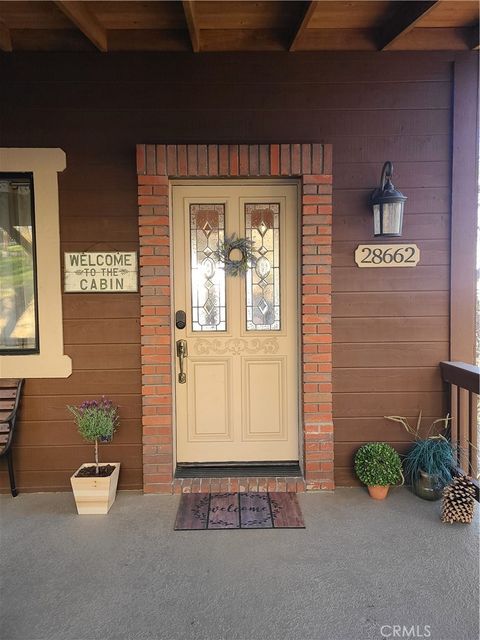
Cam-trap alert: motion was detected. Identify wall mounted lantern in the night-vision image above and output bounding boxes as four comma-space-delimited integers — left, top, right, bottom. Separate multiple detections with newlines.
370, 161, 407, 237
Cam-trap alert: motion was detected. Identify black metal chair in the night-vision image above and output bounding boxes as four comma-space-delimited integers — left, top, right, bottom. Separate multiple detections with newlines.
0, 378, 24, 497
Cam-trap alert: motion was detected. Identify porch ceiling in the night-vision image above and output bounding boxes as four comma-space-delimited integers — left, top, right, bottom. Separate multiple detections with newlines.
0, 1, 478, 54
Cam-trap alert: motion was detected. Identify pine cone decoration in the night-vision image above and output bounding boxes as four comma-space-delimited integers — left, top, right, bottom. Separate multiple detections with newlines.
441, 475, 476, 524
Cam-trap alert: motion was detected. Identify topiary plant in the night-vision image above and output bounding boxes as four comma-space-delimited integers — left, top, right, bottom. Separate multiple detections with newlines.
354, 442, 403, 487
67, 397, 119, 475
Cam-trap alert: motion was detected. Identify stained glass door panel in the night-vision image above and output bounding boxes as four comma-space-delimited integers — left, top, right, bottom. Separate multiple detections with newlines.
245, 203, 280, 331
190, 204, 226, 331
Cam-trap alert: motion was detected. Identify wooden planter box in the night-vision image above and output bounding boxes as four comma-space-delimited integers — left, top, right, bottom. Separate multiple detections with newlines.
70, 463, 120, 514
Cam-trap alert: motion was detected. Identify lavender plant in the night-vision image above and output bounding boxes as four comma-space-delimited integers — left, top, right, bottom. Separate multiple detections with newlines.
68, 397, 119, 474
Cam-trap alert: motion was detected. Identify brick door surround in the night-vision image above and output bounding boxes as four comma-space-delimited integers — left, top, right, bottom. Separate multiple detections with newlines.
136, 143, 333, 494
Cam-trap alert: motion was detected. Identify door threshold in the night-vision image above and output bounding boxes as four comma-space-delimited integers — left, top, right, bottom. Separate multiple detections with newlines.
175, 462, 302, 479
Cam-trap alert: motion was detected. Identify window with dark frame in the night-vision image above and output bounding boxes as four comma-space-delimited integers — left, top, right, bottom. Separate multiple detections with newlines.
0, 173, 39, 354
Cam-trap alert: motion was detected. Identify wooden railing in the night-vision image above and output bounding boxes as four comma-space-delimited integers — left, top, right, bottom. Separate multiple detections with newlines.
440, 361, 479, 501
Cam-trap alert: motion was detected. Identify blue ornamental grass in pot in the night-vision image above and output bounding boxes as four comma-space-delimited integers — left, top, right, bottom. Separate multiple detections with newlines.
67, 397, 120, 514
386, 413, 454, 501
354, 442, 403, 500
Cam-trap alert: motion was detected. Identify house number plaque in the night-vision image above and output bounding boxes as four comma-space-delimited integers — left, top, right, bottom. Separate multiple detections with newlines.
354, 244, 420, 268
64, 252, 138, 292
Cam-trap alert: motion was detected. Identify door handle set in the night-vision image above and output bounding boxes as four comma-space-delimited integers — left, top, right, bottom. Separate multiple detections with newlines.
176, 339, 188, 383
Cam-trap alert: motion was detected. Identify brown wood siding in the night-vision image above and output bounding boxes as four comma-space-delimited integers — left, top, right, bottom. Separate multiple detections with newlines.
0, 51, 460, 490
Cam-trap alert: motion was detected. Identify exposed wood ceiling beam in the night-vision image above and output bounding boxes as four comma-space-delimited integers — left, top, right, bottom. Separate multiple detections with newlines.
290, 1, 319, 52
54, 1, 107, 52
182, 1, 200, 52
468, 25, 479, 50
378, 1, 441, 51
0, 19, 13, 52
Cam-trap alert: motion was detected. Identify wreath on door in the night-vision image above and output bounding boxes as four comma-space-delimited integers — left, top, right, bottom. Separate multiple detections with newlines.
214, 233, 256, 277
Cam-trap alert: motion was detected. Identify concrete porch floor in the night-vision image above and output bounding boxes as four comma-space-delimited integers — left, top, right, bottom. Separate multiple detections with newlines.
0, 488, 478, 640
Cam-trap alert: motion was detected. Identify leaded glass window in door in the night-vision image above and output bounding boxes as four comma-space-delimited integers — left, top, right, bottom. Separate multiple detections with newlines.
245, 203, 280, 331
190, 204, 226, 331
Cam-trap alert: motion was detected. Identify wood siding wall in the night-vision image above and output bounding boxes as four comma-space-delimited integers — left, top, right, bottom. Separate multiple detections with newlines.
1, 51, 459, 490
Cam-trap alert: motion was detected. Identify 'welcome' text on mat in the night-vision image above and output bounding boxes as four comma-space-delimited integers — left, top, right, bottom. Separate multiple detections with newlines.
174, 492, 305, 530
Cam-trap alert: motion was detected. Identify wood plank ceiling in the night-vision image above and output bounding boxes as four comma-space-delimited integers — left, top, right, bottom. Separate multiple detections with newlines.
0, 1, 478, 53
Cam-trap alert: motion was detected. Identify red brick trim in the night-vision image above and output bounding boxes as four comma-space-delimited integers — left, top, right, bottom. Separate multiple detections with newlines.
137, 144, 333, 493
174, 478, 306, 494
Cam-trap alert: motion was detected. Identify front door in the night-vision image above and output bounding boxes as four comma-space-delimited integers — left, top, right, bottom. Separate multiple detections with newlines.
172, 182, 299, 463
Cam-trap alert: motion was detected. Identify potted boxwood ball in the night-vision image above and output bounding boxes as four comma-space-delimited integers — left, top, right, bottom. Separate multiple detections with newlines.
354, 442, 403, 500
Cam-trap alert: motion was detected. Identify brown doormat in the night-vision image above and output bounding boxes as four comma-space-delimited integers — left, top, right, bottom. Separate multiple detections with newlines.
174, 492, 305, 530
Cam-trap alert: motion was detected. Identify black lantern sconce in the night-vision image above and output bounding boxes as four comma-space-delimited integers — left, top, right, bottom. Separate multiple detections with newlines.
370, 162, 407, 237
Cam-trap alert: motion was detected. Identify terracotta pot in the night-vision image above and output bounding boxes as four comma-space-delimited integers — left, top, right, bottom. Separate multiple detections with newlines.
367, 485, 390, 500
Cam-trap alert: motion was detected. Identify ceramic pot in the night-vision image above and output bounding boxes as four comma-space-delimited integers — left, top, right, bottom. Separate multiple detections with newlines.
367, 485, 390, 500
412, 470, 445, 501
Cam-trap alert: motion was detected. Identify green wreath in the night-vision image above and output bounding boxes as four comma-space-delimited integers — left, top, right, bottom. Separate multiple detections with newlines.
214, 233, 256, 277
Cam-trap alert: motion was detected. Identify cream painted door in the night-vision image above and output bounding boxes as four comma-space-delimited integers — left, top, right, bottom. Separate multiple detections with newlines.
172, 182, 298, 463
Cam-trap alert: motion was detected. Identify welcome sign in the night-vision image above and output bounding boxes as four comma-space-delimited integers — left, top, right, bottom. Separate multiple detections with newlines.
64, 252, 138, 292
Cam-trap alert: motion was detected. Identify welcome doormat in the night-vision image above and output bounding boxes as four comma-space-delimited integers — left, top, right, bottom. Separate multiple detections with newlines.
174, 492, 305, 530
